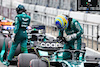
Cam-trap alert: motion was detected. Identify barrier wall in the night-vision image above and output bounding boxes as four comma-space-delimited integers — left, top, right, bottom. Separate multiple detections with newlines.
69, 11, 85, 21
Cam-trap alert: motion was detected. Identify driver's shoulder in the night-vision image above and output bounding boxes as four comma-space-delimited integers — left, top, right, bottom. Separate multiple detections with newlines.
72, 19, 79, 26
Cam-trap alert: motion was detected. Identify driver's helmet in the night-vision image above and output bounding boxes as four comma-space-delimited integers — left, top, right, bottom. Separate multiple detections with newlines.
16, 4, 26, 14
55, 15, 68, 30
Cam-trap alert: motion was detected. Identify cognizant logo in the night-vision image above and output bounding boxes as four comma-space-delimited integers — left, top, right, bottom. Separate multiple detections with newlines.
40, 42, 62, 47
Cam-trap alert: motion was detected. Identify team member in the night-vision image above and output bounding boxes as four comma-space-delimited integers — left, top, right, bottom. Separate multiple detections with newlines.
55, 15, 83, 60
4, 4, 31, 66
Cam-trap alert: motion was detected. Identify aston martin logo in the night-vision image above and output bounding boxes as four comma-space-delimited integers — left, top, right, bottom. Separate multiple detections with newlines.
22, 18, 29, 21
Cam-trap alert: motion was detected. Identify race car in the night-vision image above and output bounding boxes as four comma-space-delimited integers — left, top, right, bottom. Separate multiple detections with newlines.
17, 37, 100, 67
18, 37, 64, 67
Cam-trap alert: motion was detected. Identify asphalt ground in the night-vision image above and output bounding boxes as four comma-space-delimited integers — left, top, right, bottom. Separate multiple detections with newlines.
0, 62, 16, 67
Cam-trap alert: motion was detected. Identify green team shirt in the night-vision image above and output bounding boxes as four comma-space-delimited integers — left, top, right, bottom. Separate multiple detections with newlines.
14, 12, 31, 40
14, 12, 31, 34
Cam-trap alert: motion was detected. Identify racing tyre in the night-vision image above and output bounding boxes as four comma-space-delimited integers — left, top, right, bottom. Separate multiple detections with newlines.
0, 34, 10, 51
30, 59, 47, 67
17, 53, 38, 67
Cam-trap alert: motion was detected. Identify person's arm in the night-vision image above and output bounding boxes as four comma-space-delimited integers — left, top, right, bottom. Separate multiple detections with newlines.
14, 16, 20, 34
65, 21, 83, 41
74, 21, 83, 39
57, 29, 67, 42
58, 29, 64, 37
12, 16, 20, 42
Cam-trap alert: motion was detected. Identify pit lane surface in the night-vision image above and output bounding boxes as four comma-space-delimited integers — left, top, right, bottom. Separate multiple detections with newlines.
0, 62, 16, 67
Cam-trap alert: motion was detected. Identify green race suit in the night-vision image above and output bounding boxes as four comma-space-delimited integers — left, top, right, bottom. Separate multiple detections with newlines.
59, 19, 83, 60
8, 12, 31, 60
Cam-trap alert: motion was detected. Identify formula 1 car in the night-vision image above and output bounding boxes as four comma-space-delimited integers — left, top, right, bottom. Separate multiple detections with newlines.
17, 36, 82, 67
17, 36, 100, 67
17, 37, 63, 67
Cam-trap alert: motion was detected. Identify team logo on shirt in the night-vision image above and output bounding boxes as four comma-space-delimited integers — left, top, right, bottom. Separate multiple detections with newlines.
22, 18, 29, 21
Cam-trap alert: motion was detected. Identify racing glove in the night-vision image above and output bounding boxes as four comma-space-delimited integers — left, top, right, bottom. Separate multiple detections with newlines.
12, 33, 15, 42
57, 36, 67, 43
66, 33, 77, 41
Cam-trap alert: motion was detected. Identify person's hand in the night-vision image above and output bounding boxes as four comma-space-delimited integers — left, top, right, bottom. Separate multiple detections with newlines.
61, 37, 66, 42
66, 34, 76, 41
71, 33, 77, 39
57, 36, 62, 40
66, 35, 72, 41
12, 33, 15, 42
57, 36, 67, 43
